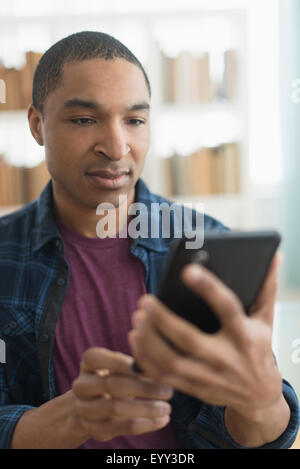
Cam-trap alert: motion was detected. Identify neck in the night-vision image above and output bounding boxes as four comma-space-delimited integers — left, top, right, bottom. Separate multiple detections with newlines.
52, 182, 135, 239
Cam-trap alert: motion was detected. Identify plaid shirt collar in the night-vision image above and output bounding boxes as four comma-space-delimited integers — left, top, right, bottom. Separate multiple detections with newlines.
30, 178, 173, 255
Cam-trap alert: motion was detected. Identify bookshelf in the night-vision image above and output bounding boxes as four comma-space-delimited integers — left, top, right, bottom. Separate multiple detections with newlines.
0, 51, 42, 110
143, 9, 248, 207
0, 157, 50, 206
161, 143, 241, 198
0, 6, 251, 228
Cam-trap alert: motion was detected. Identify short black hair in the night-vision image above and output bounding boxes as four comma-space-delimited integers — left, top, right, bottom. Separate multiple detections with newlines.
32, 31, 151, 116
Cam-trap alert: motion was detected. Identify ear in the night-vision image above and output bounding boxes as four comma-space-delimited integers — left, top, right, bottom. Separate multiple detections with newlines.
28, 104, 44, 146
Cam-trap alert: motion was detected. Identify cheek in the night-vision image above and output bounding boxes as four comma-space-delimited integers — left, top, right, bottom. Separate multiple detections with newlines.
43, 126, 87, 173
133, 132, 150, 166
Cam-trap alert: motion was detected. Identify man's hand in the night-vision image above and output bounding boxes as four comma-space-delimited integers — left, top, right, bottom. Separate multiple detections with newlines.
71, 347, 173, 442
128, 253, 291, 447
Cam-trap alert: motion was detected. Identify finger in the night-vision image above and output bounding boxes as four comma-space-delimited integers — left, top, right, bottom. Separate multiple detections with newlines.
180, 264, 246, 341
141, 370, 244, 408
83, 416, 171, 441
129, 328, 240, 407
72, 372, 173, 400
129, 321, 233, 386
249, 252, 281, 324
74, 396, 172, 421
131, 302, 219, 366
129, 323, 183, 381
80, 347, 135, 375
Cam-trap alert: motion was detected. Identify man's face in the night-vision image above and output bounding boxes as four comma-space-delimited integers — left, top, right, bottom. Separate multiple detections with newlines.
38, 58, 151, 209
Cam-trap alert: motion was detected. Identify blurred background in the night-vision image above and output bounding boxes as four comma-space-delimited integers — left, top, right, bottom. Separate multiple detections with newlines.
1, 0, 300, 408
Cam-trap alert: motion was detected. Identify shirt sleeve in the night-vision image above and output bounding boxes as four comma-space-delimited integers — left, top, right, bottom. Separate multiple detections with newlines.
189, 379, 300, 449
0, 401, 35, 449
0, 365, 35, 449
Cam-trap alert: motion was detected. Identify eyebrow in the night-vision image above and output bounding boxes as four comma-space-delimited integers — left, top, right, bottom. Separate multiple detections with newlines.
62, 98, 150, 112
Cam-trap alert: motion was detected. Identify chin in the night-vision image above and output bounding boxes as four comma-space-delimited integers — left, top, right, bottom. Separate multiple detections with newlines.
86, 188, 132, 210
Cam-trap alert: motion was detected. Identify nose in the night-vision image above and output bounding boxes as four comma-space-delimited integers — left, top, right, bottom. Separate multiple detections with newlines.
93, 120, 130, 161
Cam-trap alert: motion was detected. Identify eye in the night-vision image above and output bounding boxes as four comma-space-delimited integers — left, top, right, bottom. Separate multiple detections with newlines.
71, 117, 96, 125
128, 118, 145, 126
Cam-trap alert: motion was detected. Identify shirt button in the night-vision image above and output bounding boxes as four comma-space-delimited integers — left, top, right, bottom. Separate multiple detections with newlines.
41, 334, 49, 343
56, 277, 65, 286
9, 320, 17, 329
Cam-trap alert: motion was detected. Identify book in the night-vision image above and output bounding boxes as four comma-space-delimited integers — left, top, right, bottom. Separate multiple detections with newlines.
161, 48, 239, 105
169, 152, 189, 196
162, 50, 216, 104
196, 52, 212, 103
222, 142, 240, 193
160, 51, 172, 103
20, 51, 43, 109
223, 50, 238, 101
161, 156, 174, 198
164, 143, 241, 197
186, 147, 214, 195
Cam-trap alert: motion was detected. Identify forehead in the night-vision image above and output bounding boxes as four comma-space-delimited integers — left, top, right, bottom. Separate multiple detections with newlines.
48, 58, 150, 109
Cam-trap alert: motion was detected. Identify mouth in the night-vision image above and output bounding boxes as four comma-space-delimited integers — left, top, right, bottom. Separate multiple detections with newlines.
86, 169, 131, 189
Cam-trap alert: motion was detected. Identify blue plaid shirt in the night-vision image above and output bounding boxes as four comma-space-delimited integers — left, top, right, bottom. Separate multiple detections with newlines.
0, 178, 299, 449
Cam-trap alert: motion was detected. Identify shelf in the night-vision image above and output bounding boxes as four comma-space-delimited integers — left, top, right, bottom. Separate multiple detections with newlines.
0, 109, 28, 118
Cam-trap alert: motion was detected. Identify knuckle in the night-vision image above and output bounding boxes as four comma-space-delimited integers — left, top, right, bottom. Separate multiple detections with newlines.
107, 398, 118, 416
81, 349, 93, 370
103, 376, 114, 396
213, 353, 232, 371
126, 419, 141, 435
166, 355, 184, 374
72, 377, 83, 396
82, 346, 104, 364
185, 333, 203, 354
239, 330, 255, 354
81, 347, 94, 363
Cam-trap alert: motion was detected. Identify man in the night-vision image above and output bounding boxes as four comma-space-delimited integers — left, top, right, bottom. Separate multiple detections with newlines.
0, 31, 298, 449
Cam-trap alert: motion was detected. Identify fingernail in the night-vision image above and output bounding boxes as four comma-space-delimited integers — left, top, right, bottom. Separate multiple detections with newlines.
155, 415, 170, 426
185, 264, 203, 281
159, 385, 174, 398
140, 295, 154, 313
155, 402, 172, 415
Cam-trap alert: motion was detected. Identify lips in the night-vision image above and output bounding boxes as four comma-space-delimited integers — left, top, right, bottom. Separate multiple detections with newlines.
86, 170, 130, 178
86, 169, 130, 190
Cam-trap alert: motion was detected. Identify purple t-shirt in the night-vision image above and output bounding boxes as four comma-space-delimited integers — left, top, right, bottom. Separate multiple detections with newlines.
52, 220, 181, 449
